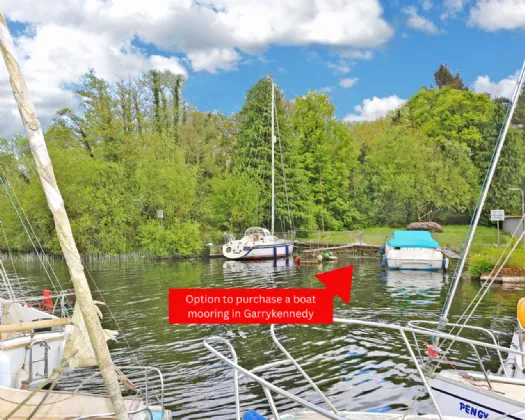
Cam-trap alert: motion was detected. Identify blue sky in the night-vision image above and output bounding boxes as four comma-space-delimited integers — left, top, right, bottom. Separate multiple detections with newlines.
0, 0, 524, 136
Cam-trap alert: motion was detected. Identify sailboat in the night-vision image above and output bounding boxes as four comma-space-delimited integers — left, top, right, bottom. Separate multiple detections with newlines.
223, 76, 294, 260
204, 59, 525, 420
0, 10, 170, 419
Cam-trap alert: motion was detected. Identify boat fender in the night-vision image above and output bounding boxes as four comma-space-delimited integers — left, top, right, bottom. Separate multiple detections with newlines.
43, 289, 54, 311
381, 257, 387, 268
294, 256, 301, 265
517, 298, 525, 329
15, 366, 29, 389
379, 245, 385, 255
442, 258, 449, 271
243, 411, 268, 420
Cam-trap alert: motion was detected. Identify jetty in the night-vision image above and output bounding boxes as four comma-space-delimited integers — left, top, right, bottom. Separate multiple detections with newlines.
298, 242, 381, 255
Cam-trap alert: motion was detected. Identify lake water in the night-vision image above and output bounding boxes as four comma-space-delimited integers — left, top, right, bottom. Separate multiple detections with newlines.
5, 255, 525, 419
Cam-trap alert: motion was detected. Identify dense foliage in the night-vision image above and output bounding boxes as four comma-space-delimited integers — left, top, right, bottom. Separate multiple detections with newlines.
0, 65, 524, 256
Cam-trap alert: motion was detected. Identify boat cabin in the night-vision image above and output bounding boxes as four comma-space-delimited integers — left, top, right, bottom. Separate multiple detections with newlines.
244, 227, 272, 243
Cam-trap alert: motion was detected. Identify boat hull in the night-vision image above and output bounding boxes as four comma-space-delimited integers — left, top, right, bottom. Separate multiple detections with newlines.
385, 247, 445, 271
223, 243, 294, 260
0, 385, 157, 419
430, 373, 525, 420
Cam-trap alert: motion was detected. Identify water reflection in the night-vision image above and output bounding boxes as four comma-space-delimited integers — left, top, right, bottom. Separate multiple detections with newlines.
2, 255, 524, 419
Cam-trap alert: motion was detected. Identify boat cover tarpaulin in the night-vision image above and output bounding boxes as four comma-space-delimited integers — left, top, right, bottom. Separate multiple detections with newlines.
387, 230, 439, 248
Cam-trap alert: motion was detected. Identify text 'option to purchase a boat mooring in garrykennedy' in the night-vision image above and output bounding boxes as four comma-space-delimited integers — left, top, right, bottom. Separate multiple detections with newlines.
168, 265, 353, 324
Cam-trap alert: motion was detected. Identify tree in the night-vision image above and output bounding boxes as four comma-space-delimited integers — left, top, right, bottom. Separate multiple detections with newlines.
434, 63, 467, 90
292, 91, 359, 229
234, 76, 315, 231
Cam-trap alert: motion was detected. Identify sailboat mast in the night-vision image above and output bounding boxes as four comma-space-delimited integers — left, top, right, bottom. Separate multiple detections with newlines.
271, 75, 275, 236
439, 60, 525, 325
0, 11, 129, 420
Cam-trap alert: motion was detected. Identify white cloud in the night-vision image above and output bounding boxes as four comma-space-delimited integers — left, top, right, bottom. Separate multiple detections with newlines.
319, 86, 333, 93
337, 49, 374, 60
340, 77, 359, 88
469, 0, 525, 30
344, 95, 406, 122
402, 6, 440, 34
0, 0, 395, 137
421, 0, 433, 11
187, 48, 241, 73
327, 60, 351, 75
472, 71, 519, 99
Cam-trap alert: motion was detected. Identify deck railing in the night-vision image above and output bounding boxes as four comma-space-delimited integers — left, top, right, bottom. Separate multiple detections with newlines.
204, 318, 525, 420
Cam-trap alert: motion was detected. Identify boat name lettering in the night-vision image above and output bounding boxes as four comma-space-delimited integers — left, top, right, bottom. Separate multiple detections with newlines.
459, 402, 489, 418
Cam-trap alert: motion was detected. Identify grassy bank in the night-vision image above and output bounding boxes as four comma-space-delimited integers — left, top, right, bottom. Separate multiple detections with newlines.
298, 225, 504, 248
298, 225, 525, 276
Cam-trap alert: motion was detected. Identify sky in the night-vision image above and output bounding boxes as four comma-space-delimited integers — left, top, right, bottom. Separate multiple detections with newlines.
0, 0, 524, 138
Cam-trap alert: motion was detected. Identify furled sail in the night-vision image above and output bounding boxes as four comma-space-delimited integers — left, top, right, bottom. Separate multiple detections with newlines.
63, 302, 118, 368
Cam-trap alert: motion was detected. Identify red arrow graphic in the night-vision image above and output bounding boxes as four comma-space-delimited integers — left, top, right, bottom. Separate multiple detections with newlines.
168, 264, 353, 325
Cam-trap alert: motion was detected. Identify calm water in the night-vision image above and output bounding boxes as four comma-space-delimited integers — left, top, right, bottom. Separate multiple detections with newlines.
4, 255, 525, 419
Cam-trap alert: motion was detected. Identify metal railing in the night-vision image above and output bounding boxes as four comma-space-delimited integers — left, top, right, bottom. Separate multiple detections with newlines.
71, 365, 166, 417
204, 318, 525, 420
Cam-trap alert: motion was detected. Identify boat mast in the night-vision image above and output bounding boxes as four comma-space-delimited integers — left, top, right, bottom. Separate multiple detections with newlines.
438, 60, 525, 327
0, 11, 129, 420
271, 74, 275, 236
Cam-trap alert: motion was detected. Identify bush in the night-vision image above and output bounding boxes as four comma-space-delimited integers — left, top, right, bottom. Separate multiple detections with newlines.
139, 219, 202, 256
468, 255, 495, 277
467, 240, 525, 277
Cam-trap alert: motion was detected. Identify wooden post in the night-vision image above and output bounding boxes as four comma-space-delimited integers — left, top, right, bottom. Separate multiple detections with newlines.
0, 11, 129, 420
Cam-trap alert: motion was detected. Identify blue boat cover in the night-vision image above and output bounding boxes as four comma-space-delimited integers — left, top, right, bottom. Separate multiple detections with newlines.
387, 230, 439, 249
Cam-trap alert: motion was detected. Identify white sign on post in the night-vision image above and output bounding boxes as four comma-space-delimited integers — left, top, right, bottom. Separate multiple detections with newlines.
490, 209, 505, 222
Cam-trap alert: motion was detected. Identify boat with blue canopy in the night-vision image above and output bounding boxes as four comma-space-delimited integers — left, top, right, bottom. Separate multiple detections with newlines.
381, 230, 448, 272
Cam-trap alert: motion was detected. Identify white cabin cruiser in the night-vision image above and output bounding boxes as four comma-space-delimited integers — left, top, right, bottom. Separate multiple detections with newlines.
223, 227, 294, 260
381, 230, 448, 272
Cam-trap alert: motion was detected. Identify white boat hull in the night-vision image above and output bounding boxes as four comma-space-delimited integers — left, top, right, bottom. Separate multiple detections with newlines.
430, 373, 525, 420
0, 385, 153, 419
223, 242, 294, 260
385, 247, 445, 271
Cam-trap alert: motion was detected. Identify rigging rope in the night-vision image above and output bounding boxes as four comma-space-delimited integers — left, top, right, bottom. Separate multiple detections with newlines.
0, 164, 67, 296
0, 220, 22, 295
0, 174, 65, 297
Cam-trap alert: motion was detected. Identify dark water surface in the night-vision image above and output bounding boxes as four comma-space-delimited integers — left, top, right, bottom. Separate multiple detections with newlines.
6, 256, 525, 419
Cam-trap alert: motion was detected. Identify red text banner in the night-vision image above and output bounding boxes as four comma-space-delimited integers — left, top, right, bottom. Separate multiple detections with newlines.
168, 264, 353, 325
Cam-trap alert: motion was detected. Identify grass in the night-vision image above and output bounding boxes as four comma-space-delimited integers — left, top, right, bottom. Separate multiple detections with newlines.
297, 225, 505, 248
297, 225, 525, 275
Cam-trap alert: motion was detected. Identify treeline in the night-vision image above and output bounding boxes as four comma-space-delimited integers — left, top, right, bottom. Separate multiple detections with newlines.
0, 65, 524, 256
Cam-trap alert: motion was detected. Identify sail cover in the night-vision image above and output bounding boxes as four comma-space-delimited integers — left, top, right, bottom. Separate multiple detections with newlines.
63, 302, 118, 368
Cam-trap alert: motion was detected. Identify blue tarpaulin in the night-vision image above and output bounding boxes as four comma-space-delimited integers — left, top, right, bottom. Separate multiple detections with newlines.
387, 230, 439, 248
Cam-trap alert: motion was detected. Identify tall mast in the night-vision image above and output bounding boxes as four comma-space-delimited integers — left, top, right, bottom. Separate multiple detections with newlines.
0, 11, 129, 420
271, 75, 275, 236
439, 60, 525, 327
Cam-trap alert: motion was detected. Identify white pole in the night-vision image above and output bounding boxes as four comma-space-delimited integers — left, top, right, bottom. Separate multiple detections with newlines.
0, 11, 129, 419
271, 76, 275, 236
440, 59, 525, 324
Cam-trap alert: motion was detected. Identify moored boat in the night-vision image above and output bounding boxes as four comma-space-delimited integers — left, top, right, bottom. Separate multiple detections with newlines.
223, 227, 293, 259
381, 230, 448, 272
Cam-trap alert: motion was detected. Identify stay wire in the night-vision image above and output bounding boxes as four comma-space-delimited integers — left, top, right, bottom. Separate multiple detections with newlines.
0, 173, 64, 297
0, 219, 22, 294
0, 163, 67, 295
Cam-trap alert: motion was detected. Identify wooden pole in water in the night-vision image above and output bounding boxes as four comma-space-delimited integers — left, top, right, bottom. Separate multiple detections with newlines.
0, 11, 129, 420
